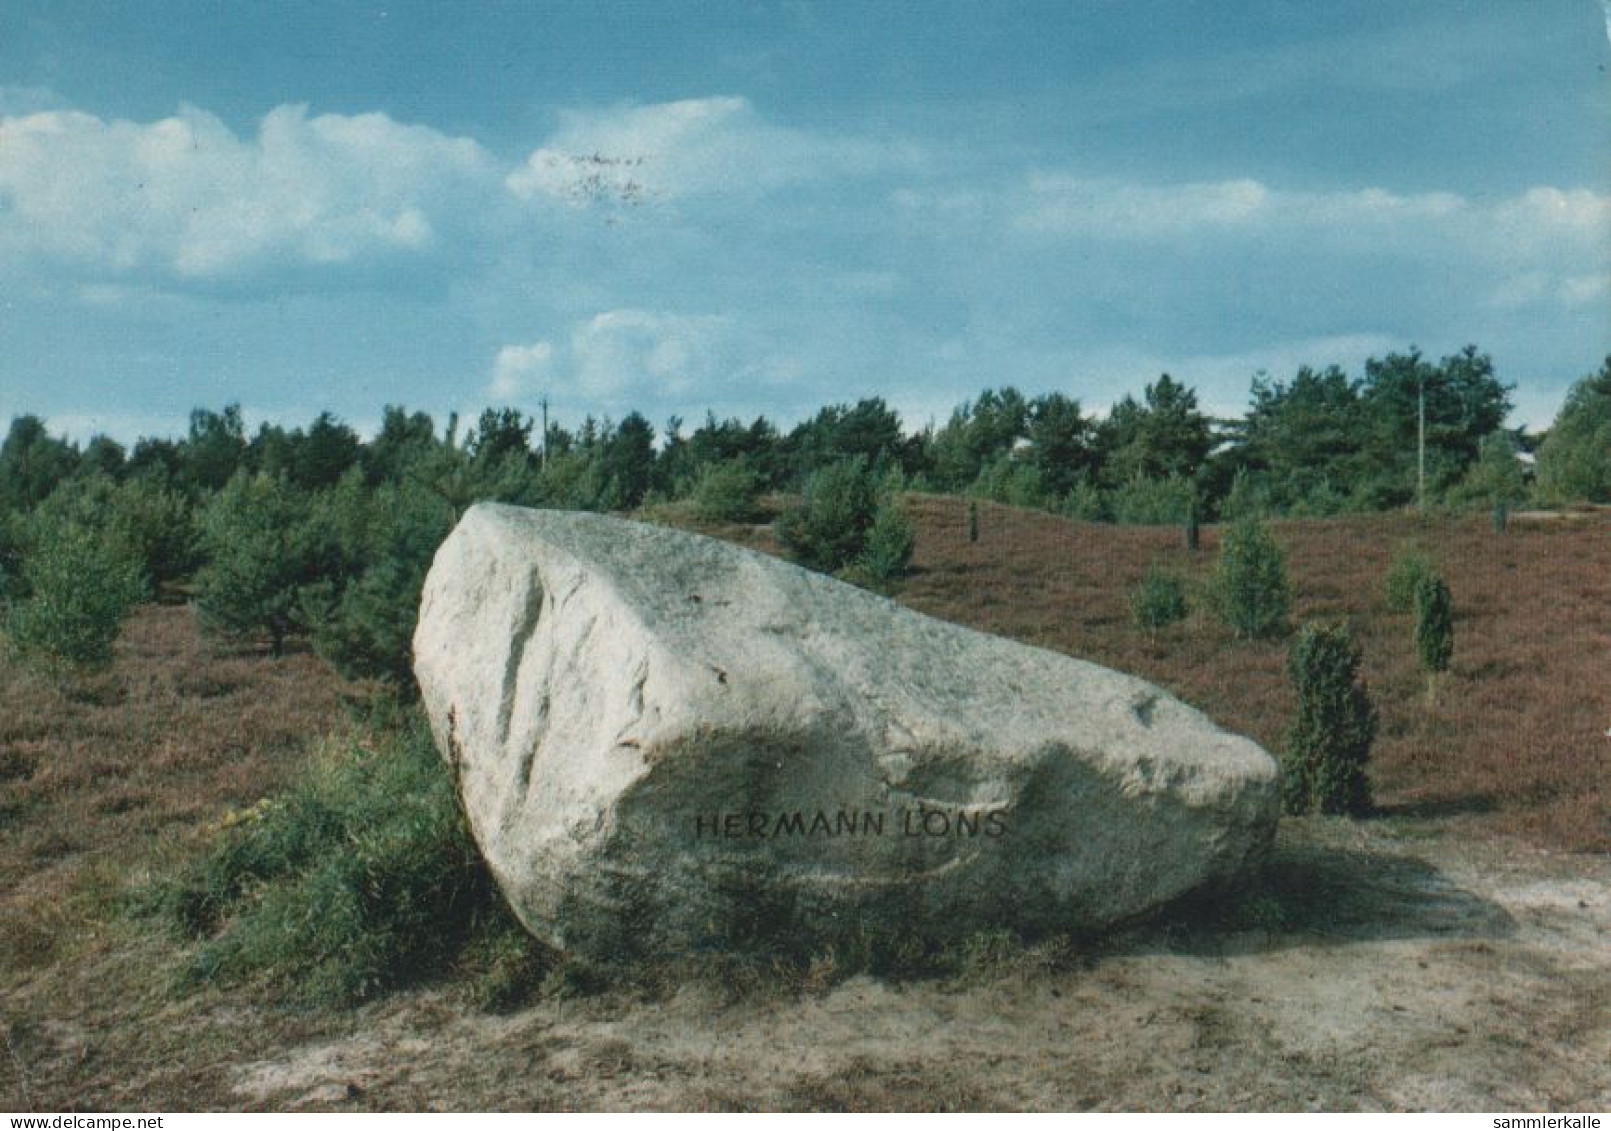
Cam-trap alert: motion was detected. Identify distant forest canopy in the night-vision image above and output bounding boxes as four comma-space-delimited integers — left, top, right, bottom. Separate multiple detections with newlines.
2, 344, 1607, 682
6, 345, 1609, 524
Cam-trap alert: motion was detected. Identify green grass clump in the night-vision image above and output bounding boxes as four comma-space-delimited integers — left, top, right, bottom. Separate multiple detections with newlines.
149, 710, 550, 1007
1129, 561, 1188, 638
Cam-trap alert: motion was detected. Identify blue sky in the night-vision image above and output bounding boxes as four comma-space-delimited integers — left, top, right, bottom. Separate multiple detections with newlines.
1, 1, 1607, 444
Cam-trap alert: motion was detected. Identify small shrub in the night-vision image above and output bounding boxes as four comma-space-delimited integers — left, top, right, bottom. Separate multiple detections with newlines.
1414, 574, 1453, 702
1283, 622, 1376, 815
1219, 468, 1273, 522
1061, 475, 1107, 522
970, 455, 1045, 509
691, 459, 762, 523
1211, 515, 1290, 639
1108, 474, 1194, 526
775, 458, 878, 573
1448, 430, 1529, 511
855, 497, 915, 588
1130, 562, 1188, 638
3, 518, 146, 672
1383, 545, 1436, 613
1281, 473, 1351, 519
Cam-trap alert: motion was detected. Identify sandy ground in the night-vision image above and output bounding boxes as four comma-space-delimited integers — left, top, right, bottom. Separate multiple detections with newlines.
3, 817, 1605, 1112
200, 818, 1608, 1112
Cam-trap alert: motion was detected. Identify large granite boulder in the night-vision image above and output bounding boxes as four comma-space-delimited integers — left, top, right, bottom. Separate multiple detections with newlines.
413, 503, 1279, 959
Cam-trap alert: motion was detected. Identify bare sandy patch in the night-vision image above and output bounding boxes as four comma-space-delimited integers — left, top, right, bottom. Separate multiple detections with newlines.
222, 819, 1610, 1112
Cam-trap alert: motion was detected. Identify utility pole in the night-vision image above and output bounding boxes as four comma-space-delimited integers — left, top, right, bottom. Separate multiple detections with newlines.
1417, 373, 1426, 513
539, 395, 550, 471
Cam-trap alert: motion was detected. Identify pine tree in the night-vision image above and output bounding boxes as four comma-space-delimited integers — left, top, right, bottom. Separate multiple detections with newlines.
1212, 515, 1290, 639
195, 472, 317, 655
858, 498, 916, 587
1414, 574, 1453, 703
1284, 622, 1377, 815
691, 459, 761, 523
4, 519, 145, 672
775, 458, 879, 573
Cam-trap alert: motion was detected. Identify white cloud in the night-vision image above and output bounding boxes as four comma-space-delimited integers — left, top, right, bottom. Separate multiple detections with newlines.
487, 341, 555, 401
1293, 185, 1467, 228
31, 403, 371, 446
570, 309, 731, 400
1013, 175, 1478, 242
507, 95, 908, 205
0, 103, 496, 279
35, 410, 192, 446
1005, 174, 1609, 313
5, 91, 1601, 441
1486, 272, 1556, 310
822, 333, 1407, 438
1486, 270, 1611, 312
1484, 187, 1611, 263
483, 309, 805, 421
1015, 175, 1272, 239
1067, 335, 1404, 419
1560, 274, 1610, 307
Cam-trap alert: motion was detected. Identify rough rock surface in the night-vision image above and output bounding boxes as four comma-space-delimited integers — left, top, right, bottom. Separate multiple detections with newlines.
413, 503, 1279, 959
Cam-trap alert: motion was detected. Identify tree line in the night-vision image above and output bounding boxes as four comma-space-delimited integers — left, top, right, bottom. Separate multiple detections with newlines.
0, 346, 1606, 684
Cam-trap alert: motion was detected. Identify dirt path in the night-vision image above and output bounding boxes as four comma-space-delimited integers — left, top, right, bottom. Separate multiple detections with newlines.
207, 818, 1608, 1112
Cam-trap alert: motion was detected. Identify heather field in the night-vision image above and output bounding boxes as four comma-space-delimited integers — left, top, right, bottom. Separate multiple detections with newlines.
0, 503, 1606, 1111
892, 497, 1610, 853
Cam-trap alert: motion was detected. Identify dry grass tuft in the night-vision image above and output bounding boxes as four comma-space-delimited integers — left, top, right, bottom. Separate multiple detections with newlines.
780, 1056, 999, 1112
